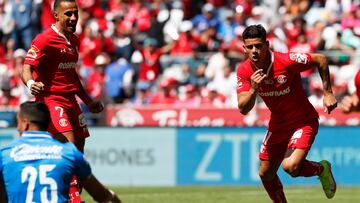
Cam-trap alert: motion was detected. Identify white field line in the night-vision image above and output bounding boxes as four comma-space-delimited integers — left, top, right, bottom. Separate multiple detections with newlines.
123, 189, 309, 197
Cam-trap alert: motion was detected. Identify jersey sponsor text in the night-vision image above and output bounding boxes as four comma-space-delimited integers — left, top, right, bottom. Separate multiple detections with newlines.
259, 86, 291, 97
10, 144, 63, 161
58, 62, 76, 70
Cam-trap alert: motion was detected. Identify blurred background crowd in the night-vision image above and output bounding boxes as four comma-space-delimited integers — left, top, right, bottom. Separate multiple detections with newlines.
1, 0, 360, 110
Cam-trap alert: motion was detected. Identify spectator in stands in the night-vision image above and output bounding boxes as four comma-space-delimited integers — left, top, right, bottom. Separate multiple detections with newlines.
191, 63, 209, 87
79, 25, 101, 79
0, 64, 14, 106
340, 3, 360, 30
340, 69, 360, 113
129, 81, 150, 106
205, 44, 230, 80
149, 78, 177, 105
308, 77, 324, 108
200, 82, 226, 108
341, 20, 360, 49
290, 32, 315, 96
41, 0, 56, 30
9, 0, 34, 50
207, 65, 237, 107
113, 21, 134, 61
87, 53, 109, 101
11, 48, 32, 104
170, 20, 195, 57
95, 21, 116, 57
246, 6, 268, 29
174, 84, 201, 108
108, 0, 127, 18
217, 9, 235, 44
147, 8, 169, 48
267, 26, 288, 53
192, 3, 219, 34
0, 0, 359, 119
105, 57, 134, 104
137, 38, 174, 88
197, 25, 221, 52
0, 1, 14, 46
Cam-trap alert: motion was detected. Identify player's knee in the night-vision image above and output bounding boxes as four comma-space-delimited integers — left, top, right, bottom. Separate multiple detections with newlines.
282, 162, 300, 177
259, 169, 277, 180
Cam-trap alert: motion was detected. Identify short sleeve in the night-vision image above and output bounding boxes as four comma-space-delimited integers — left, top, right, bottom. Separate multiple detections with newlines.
24, 34, 48, 67
72, 147, 92, 180
287, 52, 314, 74
236, 65, 252, 93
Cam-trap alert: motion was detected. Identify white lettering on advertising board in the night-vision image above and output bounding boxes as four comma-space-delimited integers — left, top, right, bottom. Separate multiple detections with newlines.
194, 133, 263, 182
85, 128, 176, 186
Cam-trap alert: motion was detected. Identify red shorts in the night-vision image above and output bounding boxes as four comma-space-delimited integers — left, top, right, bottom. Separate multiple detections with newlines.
259, 119, 319, 161
39, 94, 90, 138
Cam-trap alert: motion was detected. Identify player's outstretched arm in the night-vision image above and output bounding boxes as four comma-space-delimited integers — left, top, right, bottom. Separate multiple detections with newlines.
310, 53, 337, 114
82, 175, 121, 203
237, 69, 265, 115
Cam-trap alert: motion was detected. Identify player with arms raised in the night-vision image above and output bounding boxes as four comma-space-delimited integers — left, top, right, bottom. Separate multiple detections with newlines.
237, 24, 337, 202
20, 0, 103, 201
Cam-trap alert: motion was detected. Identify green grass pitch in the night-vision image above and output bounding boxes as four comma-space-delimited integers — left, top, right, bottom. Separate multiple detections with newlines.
82, 185, 360, 203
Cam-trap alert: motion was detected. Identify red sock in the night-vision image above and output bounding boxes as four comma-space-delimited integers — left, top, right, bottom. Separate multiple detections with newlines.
298, 160, 324, 177
68, 176, 83, 203
261, 175, 287, 203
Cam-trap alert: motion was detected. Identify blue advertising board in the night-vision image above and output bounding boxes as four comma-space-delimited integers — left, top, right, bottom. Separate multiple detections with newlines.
1, 127, 360, 186
176, 127, 360, 185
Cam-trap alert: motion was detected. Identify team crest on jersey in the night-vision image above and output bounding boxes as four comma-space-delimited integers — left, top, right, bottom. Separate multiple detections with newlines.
26, 45, 39, 59
59, 118, 68, 127
277, 75, 287, 84
289, 53, 308, 64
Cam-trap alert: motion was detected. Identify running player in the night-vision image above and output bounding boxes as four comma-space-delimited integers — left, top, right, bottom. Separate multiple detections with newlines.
237, 24, 337, 202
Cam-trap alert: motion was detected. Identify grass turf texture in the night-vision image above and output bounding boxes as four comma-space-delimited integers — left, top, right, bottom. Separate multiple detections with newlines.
81, 185, 360, 203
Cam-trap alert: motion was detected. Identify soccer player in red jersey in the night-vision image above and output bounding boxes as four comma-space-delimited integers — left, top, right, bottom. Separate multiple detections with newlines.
20, 0, 103, 202
237, 25, 338, 202
340, 69, 360, 113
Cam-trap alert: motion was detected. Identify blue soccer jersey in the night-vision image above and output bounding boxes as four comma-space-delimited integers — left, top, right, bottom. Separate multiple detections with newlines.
0, 131, 92, 203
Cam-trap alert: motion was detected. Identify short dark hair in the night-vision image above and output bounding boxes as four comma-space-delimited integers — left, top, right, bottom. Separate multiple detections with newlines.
53, 0, 76, 11
19, 101, 50, 131
242, 24, 267, 42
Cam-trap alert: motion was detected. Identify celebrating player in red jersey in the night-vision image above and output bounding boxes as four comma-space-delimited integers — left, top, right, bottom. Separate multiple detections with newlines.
237, 25, 337, 203
340, 69, 360, 113
20, 0, 103, 202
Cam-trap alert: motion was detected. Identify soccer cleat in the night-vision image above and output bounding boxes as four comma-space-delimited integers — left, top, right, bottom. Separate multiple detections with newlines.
319, 160, 336, 199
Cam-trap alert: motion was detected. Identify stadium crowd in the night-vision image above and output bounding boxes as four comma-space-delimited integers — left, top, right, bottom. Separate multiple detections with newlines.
0, 0, 360, 110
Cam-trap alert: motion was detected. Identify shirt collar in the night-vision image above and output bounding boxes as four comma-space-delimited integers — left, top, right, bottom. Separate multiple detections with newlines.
265, 50, 274, 76
22, 131, 53, 139
51, 24, 71, 45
